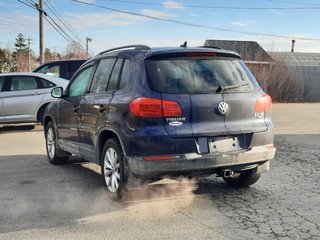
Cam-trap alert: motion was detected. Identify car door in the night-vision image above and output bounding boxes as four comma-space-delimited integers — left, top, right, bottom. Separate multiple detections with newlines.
78, 58, 118, 163
2, 75, 46, 123
56, 64, 94, 156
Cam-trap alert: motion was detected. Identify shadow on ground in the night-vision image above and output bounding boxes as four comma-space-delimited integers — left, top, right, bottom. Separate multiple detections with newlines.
1, 134, 319, 239
0, 124, 43, 133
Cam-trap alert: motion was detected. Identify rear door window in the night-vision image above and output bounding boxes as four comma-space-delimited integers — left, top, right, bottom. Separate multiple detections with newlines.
119, 59, 130, 90
10, 76, 38, 91
146, 56, 259, 94
90, 58, 116, 93
107, 58, 124, 92
38, 78, 55, 88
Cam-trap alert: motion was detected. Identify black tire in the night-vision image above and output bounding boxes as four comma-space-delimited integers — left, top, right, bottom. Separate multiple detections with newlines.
45, 121, 68, 165
101, 138, 126, 198
223, 168, 261, 188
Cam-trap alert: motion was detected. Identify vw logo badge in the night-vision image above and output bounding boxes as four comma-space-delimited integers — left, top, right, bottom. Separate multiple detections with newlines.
217, 102, 229, 115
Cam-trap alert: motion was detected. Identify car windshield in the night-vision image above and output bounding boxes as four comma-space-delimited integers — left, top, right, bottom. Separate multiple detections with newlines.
146, 57, 259, 94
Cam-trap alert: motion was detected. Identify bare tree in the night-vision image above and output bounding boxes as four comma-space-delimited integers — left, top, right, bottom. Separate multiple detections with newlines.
247, 54, 308, 102
65, 41, 86, 59
0, 48, 12, 73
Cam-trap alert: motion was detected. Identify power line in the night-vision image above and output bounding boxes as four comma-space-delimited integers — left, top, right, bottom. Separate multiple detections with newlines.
71, 0, 320, 42
45, 0, 93, 56
50, 0, 93, 56
44, 16, 81, 49
45, 14, 86, 52
44, 0, 86, 47
266, 0, 320, 6
17, 0, 87, 54
99, 0, 320, 10
17, 0, 37, 10
24, 0, 37, 5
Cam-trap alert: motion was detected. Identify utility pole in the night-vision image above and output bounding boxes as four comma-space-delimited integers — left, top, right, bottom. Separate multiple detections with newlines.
27, 38, 33, 71
86, 37, 92, 59
36, 0, 44, 64
291, 39, 296, 53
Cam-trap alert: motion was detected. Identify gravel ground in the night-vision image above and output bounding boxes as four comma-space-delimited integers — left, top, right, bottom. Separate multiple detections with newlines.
0, 103, 319, 240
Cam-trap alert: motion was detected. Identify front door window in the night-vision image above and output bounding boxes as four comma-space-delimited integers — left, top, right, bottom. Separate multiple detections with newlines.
68, 66, 93, 97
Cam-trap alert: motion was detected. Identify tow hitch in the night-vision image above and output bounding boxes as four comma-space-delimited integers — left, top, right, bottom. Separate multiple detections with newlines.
223, 169, 234, 178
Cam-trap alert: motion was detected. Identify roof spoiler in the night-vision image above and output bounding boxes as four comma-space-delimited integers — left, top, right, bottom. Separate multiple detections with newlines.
199, 45, 223, 50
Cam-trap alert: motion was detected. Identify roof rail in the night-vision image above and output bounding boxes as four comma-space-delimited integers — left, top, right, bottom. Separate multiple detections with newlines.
97, 45, 151, 55
200, 45, 223, 50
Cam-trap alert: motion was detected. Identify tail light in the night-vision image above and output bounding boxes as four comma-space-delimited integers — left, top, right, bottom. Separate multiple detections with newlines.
255, 94, 272, 112
143, 155, 175, 161
129, 97, 182, 117
186, 52, 217, 57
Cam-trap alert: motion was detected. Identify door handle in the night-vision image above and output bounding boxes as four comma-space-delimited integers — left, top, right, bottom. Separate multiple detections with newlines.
99, 105, 106, 113
73, 106, 80, 113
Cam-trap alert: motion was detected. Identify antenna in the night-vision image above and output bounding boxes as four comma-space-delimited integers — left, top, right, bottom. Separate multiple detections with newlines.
180, 41, 187, 48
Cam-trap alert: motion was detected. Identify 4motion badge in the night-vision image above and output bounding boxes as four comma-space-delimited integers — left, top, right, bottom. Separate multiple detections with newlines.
166, 117, 186, 126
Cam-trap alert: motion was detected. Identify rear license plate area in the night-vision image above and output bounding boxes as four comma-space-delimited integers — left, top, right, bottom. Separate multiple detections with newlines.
208, 137, 240, 153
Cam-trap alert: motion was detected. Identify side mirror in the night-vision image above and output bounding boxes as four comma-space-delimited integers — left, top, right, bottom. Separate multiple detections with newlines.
51, 86, 64, 98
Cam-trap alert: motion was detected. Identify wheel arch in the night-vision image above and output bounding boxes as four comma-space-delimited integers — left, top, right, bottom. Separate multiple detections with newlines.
37, 102, 51, 124
43, 114, 53, 129
43, 113, 59, 140
97, 128, 127, 164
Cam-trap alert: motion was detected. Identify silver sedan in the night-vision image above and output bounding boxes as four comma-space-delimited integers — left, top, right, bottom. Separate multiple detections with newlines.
0, 72, 69, 124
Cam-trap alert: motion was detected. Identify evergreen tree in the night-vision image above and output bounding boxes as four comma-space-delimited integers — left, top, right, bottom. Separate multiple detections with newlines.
12, 33, 29, 71
14, 33, 28, 53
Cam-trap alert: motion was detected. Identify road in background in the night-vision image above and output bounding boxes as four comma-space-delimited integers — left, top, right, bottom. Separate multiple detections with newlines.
0, 104, 319, 240
272, 103, 320, 134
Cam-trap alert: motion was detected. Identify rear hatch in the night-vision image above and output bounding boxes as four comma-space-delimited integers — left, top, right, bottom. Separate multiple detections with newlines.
145, 50, 269, 139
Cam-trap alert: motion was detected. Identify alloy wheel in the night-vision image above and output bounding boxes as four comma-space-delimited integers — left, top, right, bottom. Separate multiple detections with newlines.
47, 128, 55, 159
104, 147, 120, 193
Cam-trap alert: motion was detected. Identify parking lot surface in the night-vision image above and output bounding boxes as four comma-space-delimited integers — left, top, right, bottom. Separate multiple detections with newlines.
0, 103, 319, 240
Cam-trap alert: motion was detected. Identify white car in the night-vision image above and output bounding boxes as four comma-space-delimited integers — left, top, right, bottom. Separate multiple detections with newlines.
0, 72, 69, 124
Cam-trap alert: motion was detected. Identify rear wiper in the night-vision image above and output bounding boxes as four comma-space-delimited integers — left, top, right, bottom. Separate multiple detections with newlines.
216, 82, 249, 93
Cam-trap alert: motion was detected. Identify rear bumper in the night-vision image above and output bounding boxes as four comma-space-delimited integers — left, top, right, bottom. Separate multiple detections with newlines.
126, 145, 276, 178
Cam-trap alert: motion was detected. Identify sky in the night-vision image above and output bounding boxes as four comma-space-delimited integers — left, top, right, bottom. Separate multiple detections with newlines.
1, 0, 320, 57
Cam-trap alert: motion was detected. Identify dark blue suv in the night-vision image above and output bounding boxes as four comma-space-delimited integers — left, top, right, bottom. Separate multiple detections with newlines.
43, 45, 276, 197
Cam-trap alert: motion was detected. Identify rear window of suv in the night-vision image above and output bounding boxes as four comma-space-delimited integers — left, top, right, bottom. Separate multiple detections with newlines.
146, 55, 259, 94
